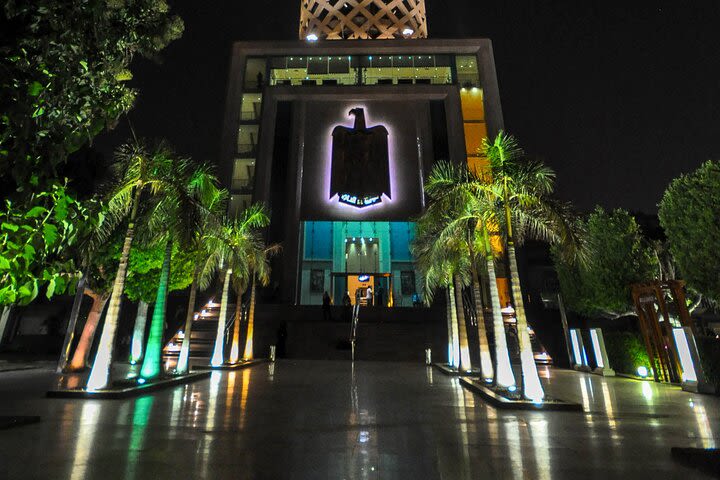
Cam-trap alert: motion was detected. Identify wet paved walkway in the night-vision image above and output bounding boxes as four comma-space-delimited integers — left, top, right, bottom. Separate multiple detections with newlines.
0, 360, 718, 479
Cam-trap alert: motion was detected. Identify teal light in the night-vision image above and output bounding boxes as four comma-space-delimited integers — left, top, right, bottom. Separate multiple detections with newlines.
637, 366, 649, 378
140, 241, 172, 380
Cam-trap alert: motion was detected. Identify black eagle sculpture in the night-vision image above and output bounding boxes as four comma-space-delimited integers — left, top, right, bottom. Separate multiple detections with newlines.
330, 108, 391, 207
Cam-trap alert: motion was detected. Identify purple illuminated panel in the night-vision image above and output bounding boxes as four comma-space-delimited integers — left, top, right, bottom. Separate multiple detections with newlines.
300, 100, 427, 221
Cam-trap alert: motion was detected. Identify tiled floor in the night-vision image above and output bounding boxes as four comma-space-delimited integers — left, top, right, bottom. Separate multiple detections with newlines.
0, 360, 718, 479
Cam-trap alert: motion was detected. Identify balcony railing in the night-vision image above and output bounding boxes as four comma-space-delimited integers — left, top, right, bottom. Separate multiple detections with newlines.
237, 143, 257, 157
231, 178, 254, 191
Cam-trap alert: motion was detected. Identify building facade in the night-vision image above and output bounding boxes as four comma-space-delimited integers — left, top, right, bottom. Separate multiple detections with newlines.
220, 1, 510, 309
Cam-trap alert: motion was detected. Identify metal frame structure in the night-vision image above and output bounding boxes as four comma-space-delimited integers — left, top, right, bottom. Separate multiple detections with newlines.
299, 0, 428, 40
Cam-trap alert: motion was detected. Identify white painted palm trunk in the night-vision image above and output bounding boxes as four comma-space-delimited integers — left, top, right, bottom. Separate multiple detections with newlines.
211, 269, 232, 366
87, 229, 134, 390
0, 306, 12, 345
177, 268, 201, 374
447, 284, 461, 369
507, 245, 544, 402
445, 289, 455, 367
130, 301, 149, 365
453, 275, 472, 372
486, 256, 516, 389
472, 276, 494, 382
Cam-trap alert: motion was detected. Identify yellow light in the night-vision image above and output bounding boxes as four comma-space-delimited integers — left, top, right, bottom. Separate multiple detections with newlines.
641, 381, 653, 401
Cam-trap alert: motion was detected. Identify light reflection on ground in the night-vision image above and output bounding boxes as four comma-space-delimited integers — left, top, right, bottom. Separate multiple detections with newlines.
0, 361, 718, 479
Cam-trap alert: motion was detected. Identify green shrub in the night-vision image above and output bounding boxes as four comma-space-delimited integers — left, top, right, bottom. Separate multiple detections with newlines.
696, 335, 720, 393
604, 331, 651, 376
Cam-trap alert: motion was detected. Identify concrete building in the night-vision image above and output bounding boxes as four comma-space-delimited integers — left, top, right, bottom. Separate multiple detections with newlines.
215, 0, 511, 360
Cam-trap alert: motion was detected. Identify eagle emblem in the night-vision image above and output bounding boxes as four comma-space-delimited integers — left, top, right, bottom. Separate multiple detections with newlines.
330, 108, 391, 207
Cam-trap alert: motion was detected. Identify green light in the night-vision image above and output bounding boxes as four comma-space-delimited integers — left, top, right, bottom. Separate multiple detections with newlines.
140, 242, 172, 380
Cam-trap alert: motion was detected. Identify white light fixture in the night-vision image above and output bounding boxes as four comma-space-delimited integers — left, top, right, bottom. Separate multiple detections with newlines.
306, 33, 319, 42
673, 328, 698, 383
402, 27, 414, 36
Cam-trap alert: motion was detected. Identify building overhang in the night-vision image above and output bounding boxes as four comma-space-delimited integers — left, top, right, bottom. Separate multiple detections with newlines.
230, 38, 494, 57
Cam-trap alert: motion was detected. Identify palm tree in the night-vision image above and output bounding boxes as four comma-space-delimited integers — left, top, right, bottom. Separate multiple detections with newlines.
62, 231, 119, 372
413, 205, 473, 372
209, 204, 274, 366
66, 290, 110, 371
417, 161, 500, 379
86, 141, 178, 390
175, 178, 227, 374
414, 226, 459, 367
241, 238, 278, 362
210, 266, 234, 367
479, 219, 516, 388
139, 161, 221, 380
482, 131, 580, 401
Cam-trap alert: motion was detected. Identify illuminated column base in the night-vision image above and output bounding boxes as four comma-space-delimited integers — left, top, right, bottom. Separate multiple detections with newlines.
673, 327, 711, 393
589, 328, 615, 376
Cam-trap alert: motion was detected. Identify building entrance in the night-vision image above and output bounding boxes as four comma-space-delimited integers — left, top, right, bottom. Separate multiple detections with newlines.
333, 273, 393, 307
300, 221, 420, 306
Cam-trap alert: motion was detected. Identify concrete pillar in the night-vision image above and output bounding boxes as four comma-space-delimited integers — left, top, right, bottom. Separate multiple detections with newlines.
569, 328, 590, 372
673, 327, 712, 394
589, 328, 615, 376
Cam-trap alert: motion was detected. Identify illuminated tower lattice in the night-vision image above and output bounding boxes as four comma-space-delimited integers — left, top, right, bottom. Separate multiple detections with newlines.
299, 0, 428, 40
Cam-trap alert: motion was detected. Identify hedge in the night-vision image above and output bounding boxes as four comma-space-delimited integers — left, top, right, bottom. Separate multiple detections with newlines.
603, 331, 651, 376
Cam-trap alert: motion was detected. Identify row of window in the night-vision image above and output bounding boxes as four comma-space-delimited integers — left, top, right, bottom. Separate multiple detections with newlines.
231, 54, 485, 216
244, 54, 480, 90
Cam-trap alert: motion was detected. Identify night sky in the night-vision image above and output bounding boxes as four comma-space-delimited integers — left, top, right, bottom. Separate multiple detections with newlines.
94, 0, 720, 214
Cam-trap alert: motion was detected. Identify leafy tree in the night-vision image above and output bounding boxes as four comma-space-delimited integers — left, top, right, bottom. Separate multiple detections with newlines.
124, 241, 195, 365
553, 207, 658, 319
0, 1, 183, 307
1, 0, 183, 182
659, 160, 720, 303
0, 182, 92, 306
125, 243, 196, 304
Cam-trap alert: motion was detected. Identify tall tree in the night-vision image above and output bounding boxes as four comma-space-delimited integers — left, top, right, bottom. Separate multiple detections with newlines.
65, 234, 119, 371
139, 161, 219, 380
416, 161, 493, 376
86, 141, 179, 390
209, 204, 274, 365
1, 0, 183, 182
175, 174, 227, 374
553, 207, 659, 319
1, 1, 183, 306
413, 223, 459, 368
659, 160, 720, 303
483, 132, 580, 401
